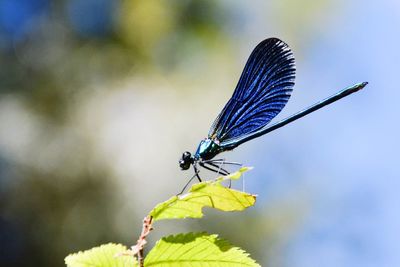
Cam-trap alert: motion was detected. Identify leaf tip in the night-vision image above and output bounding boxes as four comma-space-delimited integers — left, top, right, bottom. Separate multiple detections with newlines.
239, 166, 253, 172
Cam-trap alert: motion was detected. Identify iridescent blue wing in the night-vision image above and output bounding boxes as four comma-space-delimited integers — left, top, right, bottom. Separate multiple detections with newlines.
208, 38, 295, 148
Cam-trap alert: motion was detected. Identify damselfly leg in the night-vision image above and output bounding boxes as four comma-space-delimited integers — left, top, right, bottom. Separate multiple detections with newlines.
203, 159, 243, 166
201, 159, 244, 188
205, 159, 244, 189
177, 166, 201, 195
199, 161, 229, 175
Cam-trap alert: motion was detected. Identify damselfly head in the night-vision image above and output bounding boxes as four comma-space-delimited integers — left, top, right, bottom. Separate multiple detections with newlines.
179, 151, 193, 170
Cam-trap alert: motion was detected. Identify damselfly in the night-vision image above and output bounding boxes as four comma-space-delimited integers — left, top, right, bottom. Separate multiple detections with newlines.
179, 38, 367, 184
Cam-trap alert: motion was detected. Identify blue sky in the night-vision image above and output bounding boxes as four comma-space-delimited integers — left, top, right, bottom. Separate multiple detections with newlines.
240, 0, 399, 266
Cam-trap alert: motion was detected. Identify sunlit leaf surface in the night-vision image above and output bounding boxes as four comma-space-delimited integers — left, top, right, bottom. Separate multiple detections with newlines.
65, 243, 138, 267
150, 167, 255, 221
145, 232, 260, 267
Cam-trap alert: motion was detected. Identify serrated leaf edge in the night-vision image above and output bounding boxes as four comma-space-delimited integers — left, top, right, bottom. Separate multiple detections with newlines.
64, 243, 132, 266
145, 232, 261, 267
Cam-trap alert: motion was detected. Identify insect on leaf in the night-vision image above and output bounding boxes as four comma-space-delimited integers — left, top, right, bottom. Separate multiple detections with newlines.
149, 167, 256, 221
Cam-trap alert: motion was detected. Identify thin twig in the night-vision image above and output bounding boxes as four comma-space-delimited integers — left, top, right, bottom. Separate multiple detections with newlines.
131, 216, 153, 267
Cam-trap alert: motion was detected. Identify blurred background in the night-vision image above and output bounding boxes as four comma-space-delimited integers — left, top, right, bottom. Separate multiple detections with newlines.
0, 0, 397, 266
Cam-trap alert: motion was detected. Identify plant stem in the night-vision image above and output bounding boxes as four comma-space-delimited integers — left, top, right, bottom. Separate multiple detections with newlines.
132, 216, 153, 266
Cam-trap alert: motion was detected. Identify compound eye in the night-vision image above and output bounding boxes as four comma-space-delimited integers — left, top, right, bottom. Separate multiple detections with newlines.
179, 151, 192, 170
182, 151, 191, 160
179, 159, 190, 170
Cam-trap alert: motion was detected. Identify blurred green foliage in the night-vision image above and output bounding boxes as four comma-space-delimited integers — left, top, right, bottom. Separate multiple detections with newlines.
0, 1, 234, 266
0, 0, 331, 266
0, 0, 229, 120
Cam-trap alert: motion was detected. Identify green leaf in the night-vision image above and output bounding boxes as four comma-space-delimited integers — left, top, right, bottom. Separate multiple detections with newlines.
65, 243, 138, 267
149, 167, 256, 221
144, 232, 260, 267
222, 166, 253, 181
